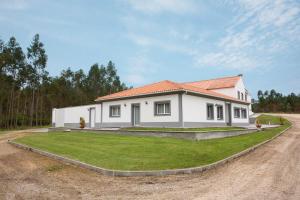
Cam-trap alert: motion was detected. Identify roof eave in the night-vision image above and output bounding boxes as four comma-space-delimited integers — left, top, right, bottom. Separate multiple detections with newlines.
94, 90, 185, 102
185, 91, 250, 105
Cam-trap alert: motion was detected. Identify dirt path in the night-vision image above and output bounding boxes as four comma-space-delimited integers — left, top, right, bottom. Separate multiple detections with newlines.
0, 114, 299, 200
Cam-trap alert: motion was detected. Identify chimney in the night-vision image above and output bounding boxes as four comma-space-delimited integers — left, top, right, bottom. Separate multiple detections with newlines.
238, 74, 243, 77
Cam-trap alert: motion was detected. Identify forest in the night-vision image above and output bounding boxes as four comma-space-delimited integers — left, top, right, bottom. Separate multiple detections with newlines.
252, 90, 300, 113
0, 34, 127, 129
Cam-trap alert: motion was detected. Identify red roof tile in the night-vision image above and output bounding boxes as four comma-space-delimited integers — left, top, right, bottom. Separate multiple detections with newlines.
95, 77, 248, 104
185, 76, 241, 90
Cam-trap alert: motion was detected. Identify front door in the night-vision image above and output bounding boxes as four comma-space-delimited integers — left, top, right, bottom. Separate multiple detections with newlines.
132, 104, 140, 126
225, 103, 232, 126
89, 108, 95, 128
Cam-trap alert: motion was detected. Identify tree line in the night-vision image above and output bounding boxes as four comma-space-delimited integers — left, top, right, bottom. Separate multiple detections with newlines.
252, 90, 300, 113
0, 34, 127, 129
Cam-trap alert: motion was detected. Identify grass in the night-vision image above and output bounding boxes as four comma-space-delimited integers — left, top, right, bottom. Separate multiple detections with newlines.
15, 117, 290, 171
256, 114, 286, 125
121, 126, 245, 132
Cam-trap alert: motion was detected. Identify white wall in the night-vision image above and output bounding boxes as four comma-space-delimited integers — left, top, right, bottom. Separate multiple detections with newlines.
182, 94, 226, 123
63, 105, 92, 124
231, 103, 249, 124
211, 77, 251, 103
52, 104, 101, 127
54, 108, 65, 127
102, 94, 179, 123
211, 87, 236, 98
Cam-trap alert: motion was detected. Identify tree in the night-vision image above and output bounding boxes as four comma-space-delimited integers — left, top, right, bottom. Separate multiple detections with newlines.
253, 89, 300, 113
0, 34, 128, 129
27, 34, 48, 126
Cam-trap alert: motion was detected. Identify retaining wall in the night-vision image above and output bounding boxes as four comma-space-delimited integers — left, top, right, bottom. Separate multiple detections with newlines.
49, 127, 258, 140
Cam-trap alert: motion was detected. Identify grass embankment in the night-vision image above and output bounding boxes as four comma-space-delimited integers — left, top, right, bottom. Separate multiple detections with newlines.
121, 126, 244, 132
256, 114, 287, 125
15, 115, 290, 171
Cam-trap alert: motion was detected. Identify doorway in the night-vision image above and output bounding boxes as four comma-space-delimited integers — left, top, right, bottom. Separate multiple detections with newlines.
132, 104, 140, 126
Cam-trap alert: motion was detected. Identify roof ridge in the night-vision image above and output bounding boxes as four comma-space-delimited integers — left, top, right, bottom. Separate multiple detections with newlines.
183, 75, 240, 84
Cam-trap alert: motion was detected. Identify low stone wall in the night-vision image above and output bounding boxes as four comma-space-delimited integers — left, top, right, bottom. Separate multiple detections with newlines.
9, 125, 291, 177
49, 127, 258, 140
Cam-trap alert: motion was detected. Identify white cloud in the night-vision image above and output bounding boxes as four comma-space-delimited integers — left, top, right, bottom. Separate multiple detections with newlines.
123, 0, 300, 72
196, 0, 300, 70
126, 0, 197, 14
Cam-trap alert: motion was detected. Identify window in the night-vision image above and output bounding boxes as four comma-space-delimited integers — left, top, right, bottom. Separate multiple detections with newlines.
154, 101, 171, 115
207, 103, 214, 120
234, 107, 240, 118
109, 105, 120, 117
245, 93, 248, 102
241, 108, 247, 118
241, 93, 244, 100
237, 91, 240, 99
216, 105, 223, 120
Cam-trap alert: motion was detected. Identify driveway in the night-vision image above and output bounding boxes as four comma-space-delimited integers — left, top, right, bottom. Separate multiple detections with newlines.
0, 114, 299, 200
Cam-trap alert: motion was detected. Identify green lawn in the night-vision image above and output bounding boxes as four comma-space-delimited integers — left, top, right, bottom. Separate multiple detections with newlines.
256, 114, 286, 125
15, 118, 290, 171
121, 126, 245, 132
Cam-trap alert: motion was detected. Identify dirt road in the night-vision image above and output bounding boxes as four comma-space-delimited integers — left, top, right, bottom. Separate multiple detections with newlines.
0, 114, 299, 200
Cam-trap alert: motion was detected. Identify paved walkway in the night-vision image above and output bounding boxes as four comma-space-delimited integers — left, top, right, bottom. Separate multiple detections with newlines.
0, 114, 299, 199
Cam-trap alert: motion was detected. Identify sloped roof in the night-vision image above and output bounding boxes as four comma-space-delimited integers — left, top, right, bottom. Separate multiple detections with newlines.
95, 77, 248, 104
184, 75, 241, 90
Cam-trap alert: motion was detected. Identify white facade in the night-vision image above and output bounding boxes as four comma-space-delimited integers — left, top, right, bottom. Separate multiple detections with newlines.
102, 94, 179, 126
52, 104, 101, 128
52, 94, 250, 128
211, 78, 251, 103
52, 76, 252, 128
182, 94, 226, 125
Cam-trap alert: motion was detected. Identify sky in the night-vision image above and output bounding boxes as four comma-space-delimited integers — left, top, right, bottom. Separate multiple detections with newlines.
1, 0, 300, 98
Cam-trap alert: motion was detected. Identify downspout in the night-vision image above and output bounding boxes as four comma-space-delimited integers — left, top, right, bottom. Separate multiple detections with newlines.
100, 102, 103, 128
178, 92, 184, 128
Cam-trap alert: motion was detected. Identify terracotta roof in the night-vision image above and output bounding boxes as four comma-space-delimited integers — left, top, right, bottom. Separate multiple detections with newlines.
95, 78, 248, 104
184, 75, 241, 90
95, 80, 182, 101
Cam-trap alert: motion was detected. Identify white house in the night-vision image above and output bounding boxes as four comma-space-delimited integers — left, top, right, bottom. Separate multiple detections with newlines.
52, 75, 252, 128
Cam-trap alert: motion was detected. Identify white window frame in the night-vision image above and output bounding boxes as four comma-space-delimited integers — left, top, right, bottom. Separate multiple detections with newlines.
241, 108, 247, 119
154, 101, 171, 116
216, 105, 224, 120
234, 107, 241, 118
207, 103, 214, 120
109, 105, 121, 117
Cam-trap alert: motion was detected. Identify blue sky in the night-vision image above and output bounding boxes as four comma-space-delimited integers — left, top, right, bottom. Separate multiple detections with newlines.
1, 0, 300, 97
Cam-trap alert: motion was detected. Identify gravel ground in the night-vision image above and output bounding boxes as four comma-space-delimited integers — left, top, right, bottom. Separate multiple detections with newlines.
0, 114, 299, 200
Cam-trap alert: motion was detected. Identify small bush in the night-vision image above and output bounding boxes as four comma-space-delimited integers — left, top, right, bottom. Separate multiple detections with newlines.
256, 119, 261, 129
279, 117, 285, 125
80, 117, 85, 129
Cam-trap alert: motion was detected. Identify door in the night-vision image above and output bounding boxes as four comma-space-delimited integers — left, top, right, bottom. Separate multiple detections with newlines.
89, 108, 95, 128
132, 104, 140, 126
225, 103, 232, 126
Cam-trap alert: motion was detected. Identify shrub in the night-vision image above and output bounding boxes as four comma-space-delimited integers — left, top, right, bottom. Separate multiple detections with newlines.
80, 117, 85, 129
256, 119, 261, 129
279, 116, 285, 125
